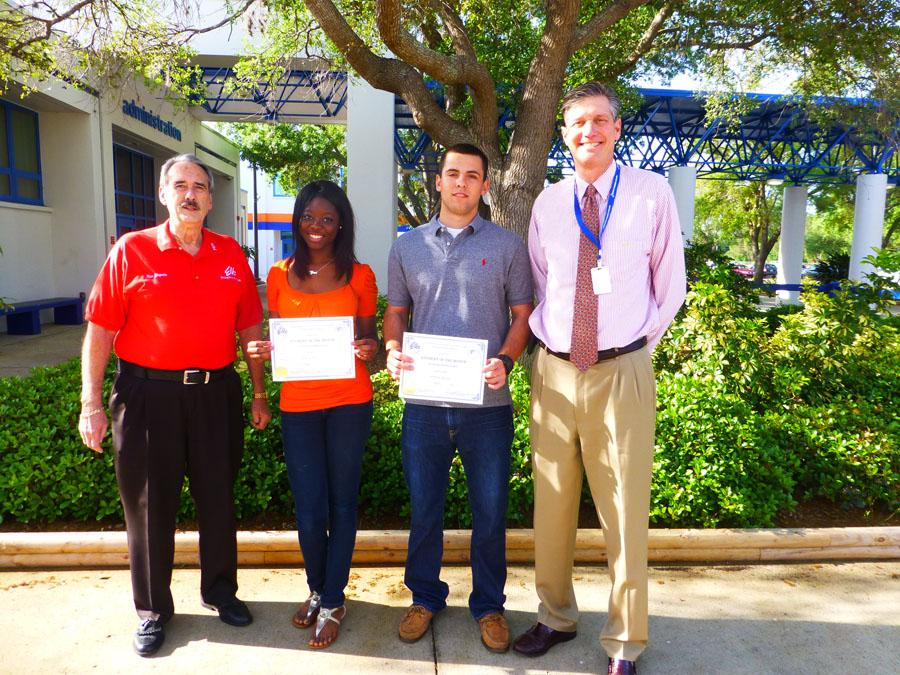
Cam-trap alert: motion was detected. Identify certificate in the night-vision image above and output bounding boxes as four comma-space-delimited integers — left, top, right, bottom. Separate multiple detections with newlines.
269, 317, 355, 382
399, 332, 488, 405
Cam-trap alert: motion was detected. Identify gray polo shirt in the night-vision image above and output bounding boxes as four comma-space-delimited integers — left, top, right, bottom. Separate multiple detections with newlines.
387, 214, 533, 408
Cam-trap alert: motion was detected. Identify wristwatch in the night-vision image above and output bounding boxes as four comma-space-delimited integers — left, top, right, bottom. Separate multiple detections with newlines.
496, 354, 514, 375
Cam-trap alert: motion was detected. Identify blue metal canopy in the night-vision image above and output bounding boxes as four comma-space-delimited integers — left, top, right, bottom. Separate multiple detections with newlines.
188, 67, 897, 185
398, 88, 899, 185
195, 67, 347, 122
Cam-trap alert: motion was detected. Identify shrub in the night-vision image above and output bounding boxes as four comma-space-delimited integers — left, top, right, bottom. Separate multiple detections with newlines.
767, 401, 899, 512
651, 374, 798, 527
358, 371, 408, 520
1, 253, 897, 529
0, 360, 120, 524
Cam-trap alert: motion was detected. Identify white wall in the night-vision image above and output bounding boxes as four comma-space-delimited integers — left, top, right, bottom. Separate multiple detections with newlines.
41, 109, 106, 298
0, 203, 55, 302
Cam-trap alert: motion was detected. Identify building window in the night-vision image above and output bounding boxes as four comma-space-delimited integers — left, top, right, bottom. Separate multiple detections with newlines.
0, 100, 43, 205
272, 174, 293, 197
113, 144, 156, 239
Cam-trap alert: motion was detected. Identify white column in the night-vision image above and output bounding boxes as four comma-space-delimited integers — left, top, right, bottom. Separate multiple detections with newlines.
849, 173, 888, 282
667, 165, 696, 244
776, 185, 807, 303
347, 78, 397, 289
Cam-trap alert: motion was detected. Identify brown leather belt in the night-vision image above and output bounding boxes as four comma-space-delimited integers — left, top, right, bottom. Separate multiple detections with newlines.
540, 336, 647, 363
118, 359, 234, 385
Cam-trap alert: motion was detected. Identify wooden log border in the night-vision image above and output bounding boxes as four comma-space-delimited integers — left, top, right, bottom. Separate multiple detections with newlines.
1, 527, 897, 568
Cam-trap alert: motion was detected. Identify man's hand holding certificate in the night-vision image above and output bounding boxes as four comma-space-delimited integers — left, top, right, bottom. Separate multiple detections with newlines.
269, 316, 356, 381
397, 332, 489, 405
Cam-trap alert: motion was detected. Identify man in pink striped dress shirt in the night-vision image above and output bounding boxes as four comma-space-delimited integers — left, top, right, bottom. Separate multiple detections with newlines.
512, 82, 686, 675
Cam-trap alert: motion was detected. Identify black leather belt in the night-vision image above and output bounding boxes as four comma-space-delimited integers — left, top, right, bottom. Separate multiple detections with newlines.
118, 359, 234, 385
540, 336, 647, 363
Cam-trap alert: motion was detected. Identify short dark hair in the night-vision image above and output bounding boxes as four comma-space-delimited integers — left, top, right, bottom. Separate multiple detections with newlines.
438, 143, 489, 178
159, 153, 215, 192
289, 180, 357, 281
561, 82, 621, 121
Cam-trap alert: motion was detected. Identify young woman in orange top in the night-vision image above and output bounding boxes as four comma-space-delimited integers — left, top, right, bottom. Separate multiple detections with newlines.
246, 180, 378, 650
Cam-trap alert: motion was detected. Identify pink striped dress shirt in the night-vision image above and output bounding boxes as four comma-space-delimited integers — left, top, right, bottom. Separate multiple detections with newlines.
528, 162, 686, 352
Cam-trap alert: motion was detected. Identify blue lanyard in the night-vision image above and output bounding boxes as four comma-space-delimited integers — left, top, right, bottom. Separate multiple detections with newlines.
573, 164, 620, 261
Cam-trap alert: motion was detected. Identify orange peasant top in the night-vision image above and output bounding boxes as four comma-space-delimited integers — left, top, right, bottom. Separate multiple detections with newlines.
266, 259, 378, 412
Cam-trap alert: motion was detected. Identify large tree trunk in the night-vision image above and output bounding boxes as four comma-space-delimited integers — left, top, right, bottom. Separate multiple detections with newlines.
490, 171, 545, 239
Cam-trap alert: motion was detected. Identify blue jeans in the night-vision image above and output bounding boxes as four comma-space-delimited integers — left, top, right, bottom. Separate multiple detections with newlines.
401, 403, 513, 619
281, 401, 373, 609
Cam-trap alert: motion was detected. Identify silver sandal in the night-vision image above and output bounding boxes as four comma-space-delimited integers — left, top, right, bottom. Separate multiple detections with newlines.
292, 591, 321, 628
309, 606, 345, 650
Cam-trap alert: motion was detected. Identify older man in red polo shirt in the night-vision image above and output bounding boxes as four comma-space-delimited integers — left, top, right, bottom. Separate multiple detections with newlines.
78, 153, 270, 657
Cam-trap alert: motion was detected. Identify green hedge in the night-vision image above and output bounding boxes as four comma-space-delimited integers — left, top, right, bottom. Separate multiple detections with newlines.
1, 248, 897, 528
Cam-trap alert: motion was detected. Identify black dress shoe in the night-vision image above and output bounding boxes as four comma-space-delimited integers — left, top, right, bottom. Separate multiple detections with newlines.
608, 658, 637, 675
512, 622, 577, 657
204, 597, 253, 627
133, 618, 165, 656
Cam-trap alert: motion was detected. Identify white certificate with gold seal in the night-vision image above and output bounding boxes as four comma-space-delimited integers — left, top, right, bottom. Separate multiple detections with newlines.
399, 332, 488, 405
269, 316, 356, 381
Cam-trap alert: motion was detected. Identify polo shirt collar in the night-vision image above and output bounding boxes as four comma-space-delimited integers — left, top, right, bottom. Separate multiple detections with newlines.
431, 213, 486, 236
574, 161, 618, 202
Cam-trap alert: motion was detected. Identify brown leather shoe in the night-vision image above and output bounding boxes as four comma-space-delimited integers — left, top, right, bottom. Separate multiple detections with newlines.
478, 612, 510, 653
608, 658, 637, 674
512, 622, 577, 657
399, 605, 434, 643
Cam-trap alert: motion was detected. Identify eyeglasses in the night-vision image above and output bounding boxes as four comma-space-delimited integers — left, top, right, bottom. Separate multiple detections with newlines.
300, 214, 338, 228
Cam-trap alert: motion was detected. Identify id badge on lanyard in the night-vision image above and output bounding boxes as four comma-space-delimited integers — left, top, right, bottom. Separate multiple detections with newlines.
574, 165, 620, 296
591, 264, 612, 295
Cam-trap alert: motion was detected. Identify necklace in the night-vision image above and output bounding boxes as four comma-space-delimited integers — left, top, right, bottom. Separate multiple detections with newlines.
308, 259, 334, 276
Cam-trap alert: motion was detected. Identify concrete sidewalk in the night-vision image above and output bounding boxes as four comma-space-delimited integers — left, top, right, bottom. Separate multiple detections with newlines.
0, 323, 85, 378
1, 562, 897, 674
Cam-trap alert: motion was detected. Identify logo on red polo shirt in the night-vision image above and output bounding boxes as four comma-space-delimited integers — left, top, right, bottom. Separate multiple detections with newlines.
220, 265, 239, 281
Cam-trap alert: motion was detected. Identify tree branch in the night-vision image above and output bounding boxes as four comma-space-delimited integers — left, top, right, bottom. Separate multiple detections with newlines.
303, 0, 472, 147
7, 0, 95, 55
613, 1, 679, 75
573, 0, 655, 52
425, 0, 476, 61
375, 0, 498, 148
171, 0, 259, 39
397, 195, 420, 228
675, 35, 772, 50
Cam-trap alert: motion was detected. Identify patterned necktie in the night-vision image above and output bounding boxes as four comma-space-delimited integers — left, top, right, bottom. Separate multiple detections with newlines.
570, 184, 600, 372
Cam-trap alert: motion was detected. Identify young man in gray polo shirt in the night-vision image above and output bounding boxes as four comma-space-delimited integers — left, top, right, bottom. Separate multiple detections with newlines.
385, 143, 533, 653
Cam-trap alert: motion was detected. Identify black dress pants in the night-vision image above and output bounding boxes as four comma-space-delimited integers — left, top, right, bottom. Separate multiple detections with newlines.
110, 367, 244, 622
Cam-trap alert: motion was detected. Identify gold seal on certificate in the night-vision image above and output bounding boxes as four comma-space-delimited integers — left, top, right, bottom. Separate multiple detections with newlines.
269, 317, 356, 382
399, 332, 488, 405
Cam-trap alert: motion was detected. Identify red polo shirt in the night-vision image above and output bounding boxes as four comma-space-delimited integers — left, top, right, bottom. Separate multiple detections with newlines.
86, 222, 262, 369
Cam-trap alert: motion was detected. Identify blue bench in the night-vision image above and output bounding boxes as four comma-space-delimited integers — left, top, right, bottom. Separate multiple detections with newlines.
0, 297, 84, 335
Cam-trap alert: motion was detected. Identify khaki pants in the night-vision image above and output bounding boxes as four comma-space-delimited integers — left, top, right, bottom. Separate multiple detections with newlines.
530, 346, 656, 661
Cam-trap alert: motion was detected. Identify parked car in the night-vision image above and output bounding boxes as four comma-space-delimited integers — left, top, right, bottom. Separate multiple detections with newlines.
763, 263, 777, 279
730, 262, 754, 278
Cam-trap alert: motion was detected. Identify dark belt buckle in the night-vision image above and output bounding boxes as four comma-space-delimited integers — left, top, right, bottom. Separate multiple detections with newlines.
183, 369, 209, 385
